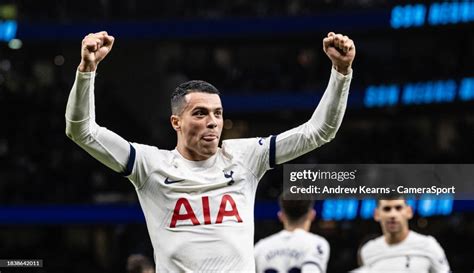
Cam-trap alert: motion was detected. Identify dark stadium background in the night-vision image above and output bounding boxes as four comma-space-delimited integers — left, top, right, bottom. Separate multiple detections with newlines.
0, 0, 473, 272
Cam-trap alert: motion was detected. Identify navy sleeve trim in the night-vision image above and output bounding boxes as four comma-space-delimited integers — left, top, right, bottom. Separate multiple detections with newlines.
269, 135, 276, 169
302, 261, 323, 273
122, 143, 136, 176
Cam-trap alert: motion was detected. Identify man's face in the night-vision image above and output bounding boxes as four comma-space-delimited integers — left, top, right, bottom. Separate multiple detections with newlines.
375, 200, 413, 235
172, 92, 223, 160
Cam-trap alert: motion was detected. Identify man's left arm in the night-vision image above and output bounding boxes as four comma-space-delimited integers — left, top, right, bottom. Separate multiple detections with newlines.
275, 32, 355, 164
301, 240, 330, 273
222, 33, 355, 178
428, 236, 450, 273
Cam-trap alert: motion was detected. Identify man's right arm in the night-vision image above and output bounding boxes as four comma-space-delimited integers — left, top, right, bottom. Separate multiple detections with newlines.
65, 70, 132, 174
65, 31, 134, 176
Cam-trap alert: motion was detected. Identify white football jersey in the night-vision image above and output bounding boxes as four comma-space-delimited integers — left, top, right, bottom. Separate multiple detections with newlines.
254, 229, 330, 273
360, 231, 450, 273
128, 137, 273, 272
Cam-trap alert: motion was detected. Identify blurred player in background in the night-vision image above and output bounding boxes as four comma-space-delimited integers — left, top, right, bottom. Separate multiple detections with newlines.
65, 31, 355, 272
127, 254, 155, 273
254, 193, 330, 273
360, 199, 450, 272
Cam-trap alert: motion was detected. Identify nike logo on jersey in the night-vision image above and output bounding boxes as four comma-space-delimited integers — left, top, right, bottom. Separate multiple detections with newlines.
258, 138, 264, 145
164, 177, 185, 184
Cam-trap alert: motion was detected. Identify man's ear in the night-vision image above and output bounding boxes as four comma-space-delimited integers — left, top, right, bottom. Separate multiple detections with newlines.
374, 208, 380, 222
277, 211, 284, 224
171, 115, 181, 131
309, 209, 316, 222
406, 205, 413, 220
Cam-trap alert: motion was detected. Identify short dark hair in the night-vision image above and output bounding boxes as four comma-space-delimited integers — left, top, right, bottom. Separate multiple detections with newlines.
376, 197, 407, 207
170, 80, 220, 115
279, 192, 314, 223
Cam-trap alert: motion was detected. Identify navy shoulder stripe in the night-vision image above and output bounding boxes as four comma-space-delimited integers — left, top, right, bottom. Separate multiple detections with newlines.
302, 261, 322, 272
123, 143, 136, 176
269, 135, 276, 168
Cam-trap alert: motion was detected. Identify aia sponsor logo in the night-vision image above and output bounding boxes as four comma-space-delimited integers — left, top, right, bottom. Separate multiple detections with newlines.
170, 194, 242, 228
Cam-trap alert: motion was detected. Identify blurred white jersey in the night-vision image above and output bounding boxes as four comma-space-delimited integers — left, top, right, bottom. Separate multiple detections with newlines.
360, 231, 450, 273
254, 229, 330, 273
128, 137, 274, 272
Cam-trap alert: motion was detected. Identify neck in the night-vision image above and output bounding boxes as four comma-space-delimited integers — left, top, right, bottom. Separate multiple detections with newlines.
176, 145, 209, 161
284, 220, 311, 232
384, 229, 410, 245
176, 134, 217, 161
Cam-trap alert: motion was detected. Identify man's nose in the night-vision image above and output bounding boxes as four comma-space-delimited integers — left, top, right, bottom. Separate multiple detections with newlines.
206, 115, 217, 128
387, 208, 397, 217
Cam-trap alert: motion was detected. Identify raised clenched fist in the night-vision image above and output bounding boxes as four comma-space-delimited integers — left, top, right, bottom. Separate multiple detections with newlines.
323, 32, 356, 75
78, 31, 115, 72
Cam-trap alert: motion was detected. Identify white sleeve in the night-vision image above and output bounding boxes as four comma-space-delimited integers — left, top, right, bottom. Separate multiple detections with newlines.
221, 69, 350, 179
301, 240, 330, 273
427, 237, 450, 273
359, 242, 370, 266
275, 68, 352, 164
253, 241, 263, 273
65, 71, 133, 176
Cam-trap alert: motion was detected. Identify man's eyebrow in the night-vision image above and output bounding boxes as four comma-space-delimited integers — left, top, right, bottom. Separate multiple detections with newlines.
189, 106, 208, 111
191, 106, 223, 111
